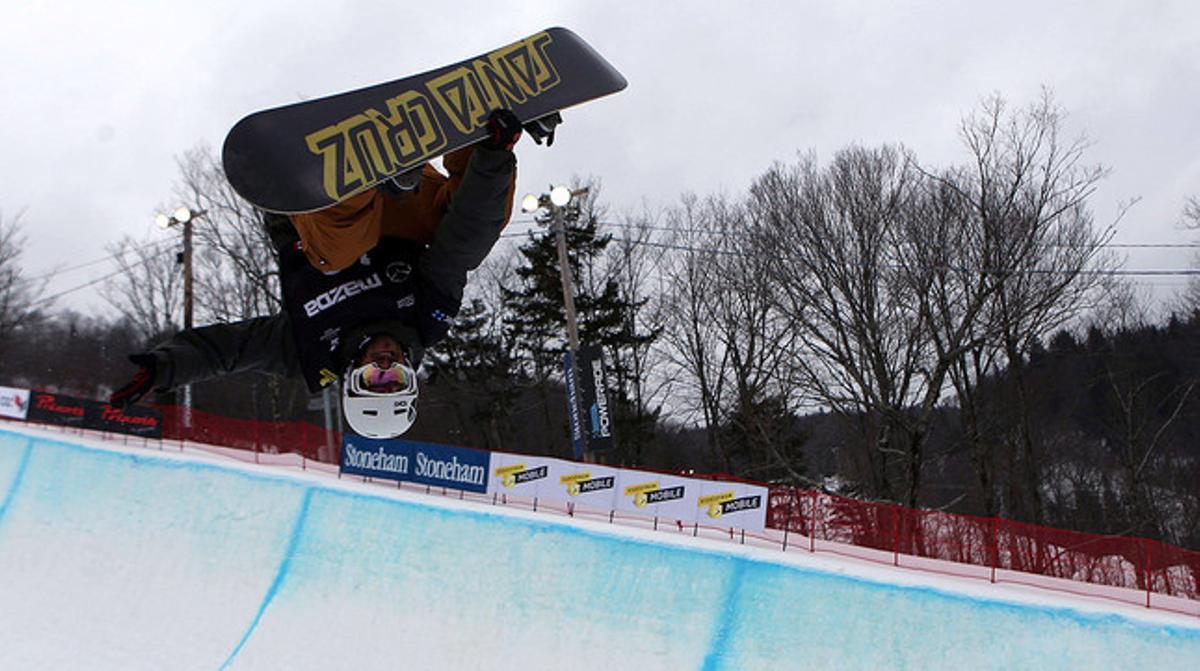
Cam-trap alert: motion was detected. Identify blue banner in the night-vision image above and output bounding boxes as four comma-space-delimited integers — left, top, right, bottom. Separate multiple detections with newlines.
341, 437, 491, 494
562, 350, 585, 459
577, 345, 615, 451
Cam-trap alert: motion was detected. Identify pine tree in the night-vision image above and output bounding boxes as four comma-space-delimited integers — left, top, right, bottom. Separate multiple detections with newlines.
429, 298, 523, 451
501, 188, 661, 463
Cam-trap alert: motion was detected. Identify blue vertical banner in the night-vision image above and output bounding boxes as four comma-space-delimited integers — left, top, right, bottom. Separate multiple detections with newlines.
577, 345, 615, 452
562, 350, 586, 459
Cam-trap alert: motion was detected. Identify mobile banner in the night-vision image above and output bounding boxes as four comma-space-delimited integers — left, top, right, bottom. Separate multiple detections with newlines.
341, 436, 491, 494
0, 386, 30, 420
614, 468, 698, 524
576, 345, 615, 451
487, 452, 561, 500
693, 480, 769, 532
25, 391, 162, 438
549, 461, 620, 511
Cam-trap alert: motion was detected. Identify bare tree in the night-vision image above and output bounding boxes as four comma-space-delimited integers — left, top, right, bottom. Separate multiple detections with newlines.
0, 210, 45, 362
98, 235, 183, 343
1183, 195, 1200, 228
657, 194, 738, 467
1096, 364, 1195, 540
173, 144, 281, 323
934, 91, 1113, 521
100, 144, 278, 338
600, 207, 671, 464
1170, 195, 1200, 314
1089, 277, 1152, 334
750, 147, 932, 502
658, 191, 803, 480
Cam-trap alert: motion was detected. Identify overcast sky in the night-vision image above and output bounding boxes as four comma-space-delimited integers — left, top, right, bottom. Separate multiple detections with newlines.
2, 0, 1198, 313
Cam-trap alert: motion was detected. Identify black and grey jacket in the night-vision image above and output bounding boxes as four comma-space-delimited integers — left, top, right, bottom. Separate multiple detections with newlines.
143, 145, 515, 394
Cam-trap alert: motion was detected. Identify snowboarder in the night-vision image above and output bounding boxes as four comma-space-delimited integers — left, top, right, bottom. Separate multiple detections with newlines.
111, 108, 556, 439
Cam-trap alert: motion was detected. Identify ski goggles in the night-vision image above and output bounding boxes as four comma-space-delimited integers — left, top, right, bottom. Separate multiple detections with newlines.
348, 362, 417, 396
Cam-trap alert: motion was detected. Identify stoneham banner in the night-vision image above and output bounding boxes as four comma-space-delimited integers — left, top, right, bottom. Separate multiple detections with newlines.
342, 435, 768, 532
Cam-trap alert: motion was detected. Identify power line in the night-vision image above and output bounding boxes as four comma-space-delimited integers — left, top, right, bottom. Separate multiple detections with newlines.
37, 246, 176, 305
19, 237, 179, 286
505, 217, 1200, 250
22, 218, 1199, 305
498, 227, 1200, 276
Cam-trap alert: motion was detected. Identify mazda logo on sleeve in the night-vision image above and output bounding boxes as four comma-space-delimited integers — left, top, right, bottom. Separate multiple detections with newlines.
386, 262, 412, 283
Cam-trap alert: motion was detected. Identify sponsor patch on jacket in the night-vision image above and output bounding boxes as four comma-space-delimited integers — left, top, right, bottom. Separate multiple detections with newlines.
304, 274, 383, 317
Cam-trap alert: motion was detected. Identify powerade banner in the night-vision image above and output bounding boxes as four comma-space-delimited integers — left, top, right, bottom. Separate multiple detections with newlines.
25, 391, 162, 438
0, 386, 29, 420
341, 436, 491, 494
576, 345, 615, 451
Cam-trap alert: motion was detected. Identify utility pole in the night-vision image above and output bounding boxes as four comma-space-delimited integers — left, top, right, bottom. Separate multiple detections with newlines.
522, 186, 593, 461
157, 207, 206, 433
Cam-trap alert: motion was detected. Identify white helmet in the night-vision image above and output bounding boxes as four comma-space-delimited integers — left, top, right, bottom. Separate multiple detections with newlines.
341, 361, 419, 438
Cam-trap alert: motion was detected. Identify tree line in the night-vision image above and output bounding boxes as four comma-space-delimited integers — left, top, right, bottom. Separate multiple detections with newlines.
1, 91, 1197, 550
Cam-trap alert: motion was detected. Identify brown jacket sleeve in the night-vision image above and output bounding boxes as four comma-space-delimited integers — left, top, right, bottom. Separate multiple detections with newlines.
417, 145, 517, 307
288, 146, 514, 272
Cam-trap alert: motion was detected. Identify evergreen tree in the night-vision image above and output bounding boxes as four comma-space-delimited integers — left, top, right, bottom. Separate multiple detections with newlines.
500, 189, 661, 463
429, 298, 524, 451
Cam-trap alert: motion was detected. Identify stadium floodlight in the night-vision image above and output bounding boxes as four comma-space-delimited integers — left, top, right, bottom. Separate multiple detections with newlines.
549, 185, 571, 207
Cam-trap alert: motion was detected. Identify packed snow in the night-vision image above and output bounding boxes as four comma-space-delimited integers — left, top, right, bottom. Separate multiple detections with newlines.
0, 425, 1197, 670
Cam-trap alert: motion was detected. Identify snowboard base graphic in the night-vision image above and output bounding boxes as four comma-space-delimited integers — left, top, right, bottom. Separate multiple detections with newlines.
222, 27, 627, 214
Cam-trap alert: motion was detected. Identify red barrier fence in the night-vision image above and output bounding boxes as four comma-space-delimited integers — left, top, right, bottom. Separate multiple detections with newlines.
154, 405, 340, 464
767, 486, 1200, 604
123, 404, 1200, 607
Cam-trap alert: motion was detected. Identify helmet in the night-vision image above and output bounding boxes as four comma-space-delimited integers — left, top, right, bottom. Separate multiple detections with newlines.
341, 361, 419, 438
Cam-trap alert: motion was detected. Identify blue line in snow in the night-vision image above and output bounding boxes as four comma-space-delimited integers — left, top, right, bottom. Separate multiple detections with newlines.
700, 559, 747, 671
0, 438, 34, 530
220, 487, 314, 669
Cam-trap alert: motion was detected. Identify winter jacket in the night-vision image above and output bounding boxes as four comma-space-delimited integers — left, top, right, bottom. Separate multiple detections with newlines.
143, 144, 516, 394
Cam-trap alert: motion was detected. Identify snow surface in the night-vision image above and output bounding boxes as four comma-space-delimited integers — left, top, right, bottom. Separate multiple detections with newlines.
0, 425, 1198, 670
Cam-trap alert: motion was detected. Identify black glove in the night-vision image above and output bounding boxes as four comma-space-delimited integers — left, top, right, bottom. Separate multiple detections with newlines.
110, 354, 158, 408
482, 108, 523, 151
381, 167, 422, 194
524, 112, 562, 146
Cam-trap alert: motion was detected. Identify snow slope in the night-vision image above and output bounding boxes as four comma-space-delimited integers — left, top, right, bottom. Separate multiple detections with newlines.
0, 426, 1197, 670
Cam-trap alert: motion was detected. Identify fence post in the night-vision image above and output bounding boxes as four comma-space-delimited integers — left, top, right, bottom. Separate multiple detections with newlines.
1144, 538, 1153, 609
990, 517, 998, 584
809, 488, 817, 553
892, 505, 901, 567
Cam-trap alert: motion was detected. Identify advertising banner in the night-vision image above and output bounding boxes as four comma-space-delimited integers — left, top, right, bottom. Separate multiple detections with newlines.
562, 351, 585, 459
25, 391, 162, 438
614, 468, 697, 523
341, 436, 491, 494
548, 461, 620, 511
26, 391, 87, 428
0, 386, 30, 420
693, 480, 769, 532
576, 345, 615, 451
487, 453, 561, 500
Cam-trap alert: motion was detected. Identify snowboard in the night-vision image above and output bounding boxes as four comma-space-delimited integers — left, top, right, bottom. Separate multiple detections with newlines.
222, 27, 627, 214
